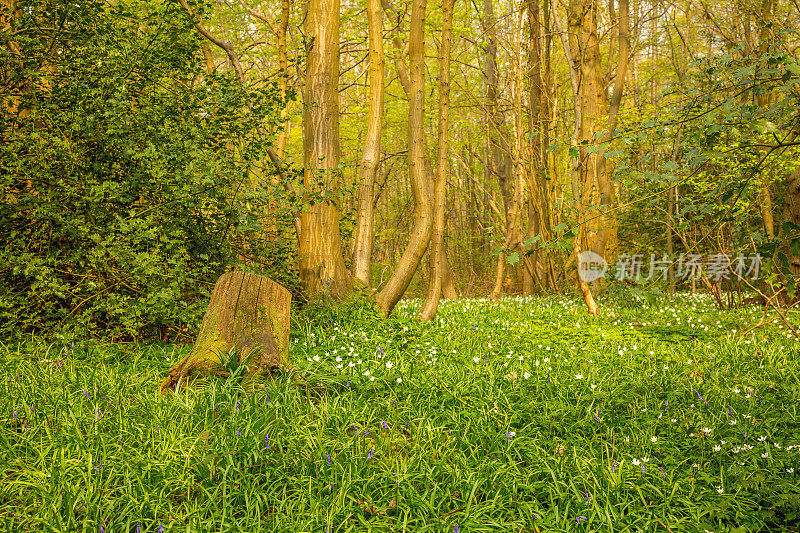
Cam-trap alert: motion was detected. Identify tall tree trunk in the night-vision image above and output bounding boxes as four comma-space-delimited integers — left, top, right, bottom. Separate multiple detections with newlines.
300, 0, 352, 299
485, 0, 517, 300
352, 0, 385, 288
375, 0, 433, 315
757, 0, 775, 240
419, 0, 455, 321
593, 0, 629, 261
566, 0, 602, 315
276, 0, 292, 158
524, 0, 554, 295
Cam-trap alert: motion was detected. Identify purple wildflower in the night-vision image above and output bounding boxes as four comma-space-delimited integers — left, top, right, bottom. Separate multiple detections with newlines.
95, 408, 101, 419
368, 446, 373, 459
325, 454, 331, 466
454, 524, 460, 533
158, 524, 164, 533
235, 399, 240, 412
267, 391, 270, 403
136, 525, 140, 533
364, 429, 369, 437
381, 420, 388, 429
265, 433, 270, 448
378, 345, 384, 357
576, 516, 587, 524
586, 491, 590, 503
100, 527, 104, 533
93, 463, 104, 472
84, 390, 91, 399
641, 465, 646, 473
236, 429, 242, 437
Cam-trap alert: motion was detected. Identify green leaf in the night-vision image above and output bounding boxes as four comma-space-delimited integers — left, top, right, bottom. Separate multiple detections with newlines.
523, 235, 541, 247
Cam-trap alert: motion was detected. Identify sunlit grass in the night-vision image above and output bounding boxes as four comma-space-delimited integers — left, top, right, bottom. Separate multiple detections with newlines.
1, 294, 799, 532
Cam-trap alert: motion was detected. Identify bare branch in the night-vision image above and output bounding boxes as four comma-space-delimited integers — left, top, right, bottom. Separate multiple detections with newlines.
237, 0, 279, 35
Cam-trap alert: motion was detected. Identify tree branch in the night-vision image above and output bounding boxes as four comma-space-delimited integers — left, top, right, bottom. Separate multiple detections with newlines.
237, 0, 279, 35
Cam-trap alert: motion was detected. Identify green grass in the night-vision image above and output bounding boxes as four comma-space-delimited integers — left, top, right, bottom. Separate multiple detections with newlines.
1, 294, 799, 532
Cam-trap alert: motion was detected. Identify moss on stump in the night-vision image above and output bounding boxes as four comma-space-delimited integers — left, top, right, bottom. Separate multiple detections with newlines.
160, 271, 291, 392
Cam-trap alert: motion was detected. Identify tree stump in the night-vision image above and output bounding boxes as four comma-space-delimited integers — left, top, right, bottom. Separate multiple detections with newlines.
160, 271, 291, 392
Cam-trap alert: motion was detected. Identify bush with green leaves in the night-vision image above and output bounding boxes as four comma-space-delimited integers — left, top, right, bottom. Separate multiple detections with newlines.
0, 1, 294, 340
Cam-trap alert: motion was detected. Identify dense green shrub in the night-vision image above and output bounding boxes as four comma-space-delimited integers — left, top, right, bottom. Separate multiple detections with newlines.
0, 1, 293, 340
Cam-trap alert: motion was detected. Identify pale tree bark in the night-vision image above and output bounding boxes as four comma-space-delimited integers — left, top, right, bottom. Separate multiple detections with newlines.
277, 0, 292, 158
523, 0, 555, 295
375, 0, 434, 316
490, 2, 525, 300
381, 0, 458, 309
566, 0, 601, 315
300, 0, 352, 299
756, 0, 775, 240
592, 0, 629, 260
419, 0, 455, 321
352, 0, 384, 288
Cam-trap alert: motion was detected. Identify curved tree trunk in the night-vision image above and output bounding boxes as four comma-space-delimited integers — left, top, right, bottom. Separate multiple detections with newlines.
352, 0, 385, 288
160, 272, 291, 392
419, 0, 455, 321
375, 0, 433, 316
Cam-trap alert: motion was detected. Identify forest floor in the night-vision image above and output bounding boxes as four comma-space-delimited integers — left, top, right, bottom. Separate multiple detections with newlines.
1, 294, 799, 532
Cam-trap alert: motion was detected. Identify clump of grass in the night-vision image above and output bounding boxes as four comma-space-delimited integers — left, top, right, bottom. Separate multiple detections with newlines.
1, 295, 798, 531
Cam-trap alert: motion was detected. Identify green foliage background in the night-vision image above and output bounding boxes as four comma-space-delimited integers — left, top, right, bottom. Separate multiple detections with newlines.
0, 1, 292, 341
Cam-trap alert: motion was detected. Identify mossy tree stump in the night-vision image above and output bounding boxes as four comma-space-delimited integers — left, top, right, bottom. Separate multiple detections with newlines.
160, 271, 291, 392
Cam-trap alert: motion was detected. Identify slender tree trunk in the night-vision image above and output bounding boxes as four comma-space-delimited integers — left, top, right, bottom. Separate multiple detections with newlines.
566, 0, 601, 315
299, 0, 352, 299
352, 0, 385, 288
419, 0, 455, 321
276, 0, 291, 158
375, 0, 433, 315
441, 239, 459, 299
485, 0, 517, 300
524, 0, 554, 295
490, 2, 526, 300
757, 0, 775, 240
593, 0, 629, 262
